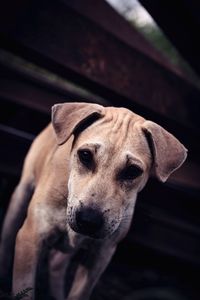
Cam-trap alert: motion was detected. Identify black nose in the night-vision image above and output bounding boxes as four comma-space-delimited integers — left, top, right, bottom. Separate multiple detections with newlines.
75, 208, 104, 237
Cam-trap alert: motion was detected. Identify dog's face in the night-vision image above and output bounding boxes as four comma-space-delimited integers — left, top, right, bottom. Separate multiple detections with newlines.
67, 111, 152, 239
52, 103, 187, 240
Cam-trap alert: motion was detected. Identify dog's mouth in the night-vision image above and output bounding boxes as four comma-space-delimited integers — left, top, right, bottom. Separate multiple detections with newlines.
69, 222, 105, 239
67, 207, 109, 239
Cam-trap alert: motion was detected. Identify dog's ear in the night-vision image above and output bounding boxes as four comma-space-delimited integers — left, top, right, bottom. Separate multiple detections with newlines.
142, 121, 187, 182
52, 102, 104, 145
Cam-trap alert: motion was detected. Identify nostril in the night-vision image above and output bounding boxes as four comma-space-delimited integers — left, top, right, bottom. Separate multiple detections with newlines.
76, 208, 104, 236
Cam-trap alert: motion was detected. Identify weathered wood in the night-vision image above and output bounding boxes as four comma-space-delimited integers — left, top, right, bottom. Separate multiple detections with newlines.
0, 62, 72, 114
65, 0, 182, 75
0, 0, 200, 133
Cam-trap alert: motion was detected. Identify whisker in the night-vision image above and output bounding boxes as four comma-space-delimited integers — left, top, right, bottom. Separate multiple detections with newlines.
118, 216, 133, 224
120, 214, 133, 220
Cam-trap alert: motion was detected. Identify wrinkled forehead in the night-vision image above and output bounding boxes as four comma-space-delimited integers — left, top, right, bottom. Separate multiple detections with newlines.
73, 107, 152, 166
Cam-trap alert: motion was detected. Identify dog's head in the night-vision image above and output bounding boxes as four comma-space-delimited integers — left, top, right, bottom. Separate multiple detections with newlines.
52, 102, 187, 240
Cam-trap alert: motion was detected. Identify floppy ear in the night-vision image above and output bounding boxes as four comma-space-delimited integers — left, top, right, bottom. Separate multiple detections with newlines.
52, 102, 104, 145
142, 120, 188, 182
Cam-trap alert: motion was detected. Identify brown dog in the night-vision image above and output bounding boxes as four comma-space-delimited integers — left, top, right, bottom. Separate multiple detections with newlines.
0, 103, 187, 300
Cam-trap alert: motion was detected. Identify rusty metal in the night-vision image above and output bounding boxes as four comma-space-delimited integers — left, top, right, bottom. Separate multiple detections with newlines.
0, 0, 200, 133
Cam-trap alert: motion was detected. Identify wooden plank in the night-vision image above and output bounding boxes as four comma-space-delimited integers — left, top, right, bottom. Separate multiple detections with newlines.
65, 0, 183, 76
0, 60, 107, 115
0, 0, 200, 133
0, 49, 109, 110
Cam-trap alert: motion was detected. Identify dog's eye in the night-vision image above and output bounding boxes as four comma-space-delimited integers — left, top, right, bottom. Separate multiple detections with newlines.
119, 165, 143, 181
78, 149, 93, 168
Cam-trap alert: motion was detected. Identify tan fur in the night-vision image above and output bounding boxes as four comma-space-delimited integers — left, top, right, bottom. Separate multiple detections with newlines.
0, 103, 187, 300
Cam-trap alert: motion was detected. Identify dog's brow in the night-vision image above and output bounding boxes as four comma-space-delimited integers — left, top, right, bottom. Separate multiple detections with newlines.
126, 153, 144, 168
80, 143, 102, 153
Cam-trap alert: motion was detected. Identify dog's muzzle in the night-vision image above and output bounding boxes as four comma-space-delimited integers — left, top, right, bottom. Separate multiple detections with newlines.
72, 207, 105, 238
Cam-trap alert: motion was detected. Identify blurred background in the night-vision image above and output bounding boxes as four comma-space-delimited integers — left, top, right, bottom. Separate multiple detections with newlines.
0, 0, 200, 299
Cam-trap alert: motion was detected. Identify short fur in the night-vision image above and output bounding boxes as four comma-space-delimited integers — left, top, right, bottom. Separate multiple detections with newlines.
0, 103, 187, 300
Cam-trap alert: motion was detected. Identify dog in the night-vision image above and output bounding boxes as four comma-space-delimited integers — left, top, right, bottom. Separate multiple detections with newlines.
0, 102, 187, 300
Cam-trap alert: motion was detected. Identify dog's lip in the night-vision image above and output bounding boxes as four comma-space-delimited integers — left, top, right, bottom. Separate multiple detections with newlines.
68, 221, 106, 240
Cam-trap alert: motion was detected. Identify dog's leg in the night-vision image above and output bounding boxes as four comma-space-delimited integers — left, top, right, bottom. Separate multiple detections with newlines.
49, 250, 71, 300
12, 219, 40, 298
0, 178, 34, 291
66, 243, 116, 300
12, 196, 56, 300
